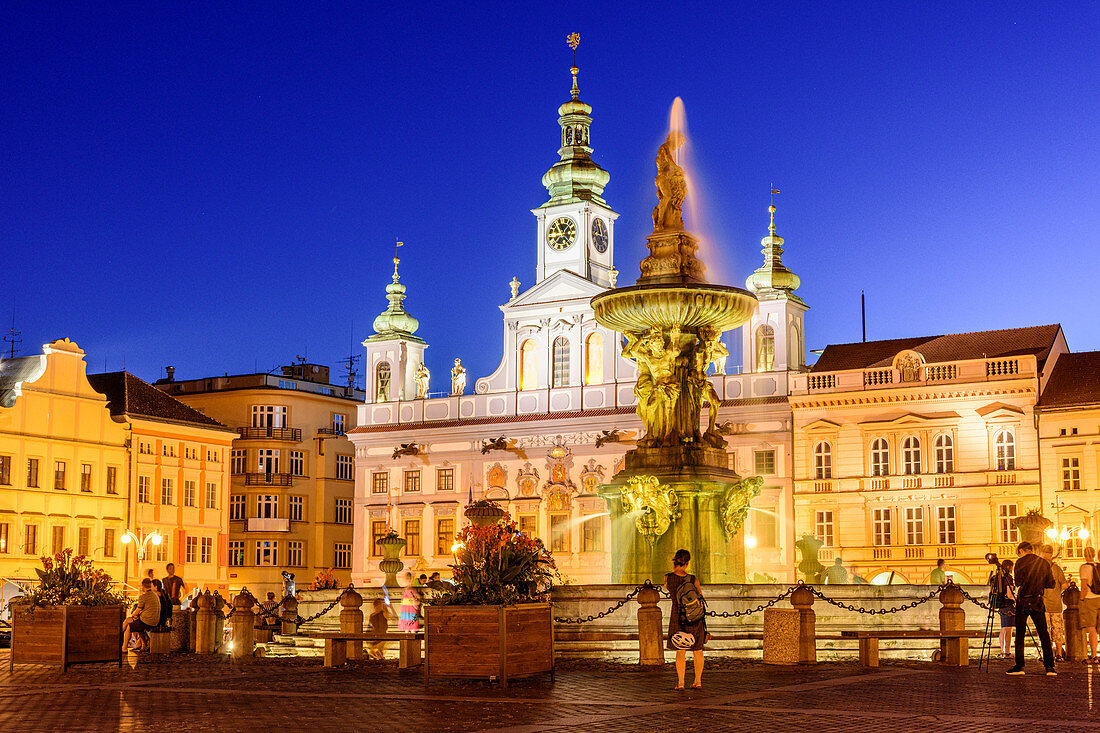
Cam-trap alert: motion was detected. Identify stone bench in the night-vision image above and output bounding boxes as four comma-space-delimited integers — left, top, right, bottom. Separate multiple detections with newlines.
148, 627, 172, 654
299, 632, 424, 669
839, 629, 983, 668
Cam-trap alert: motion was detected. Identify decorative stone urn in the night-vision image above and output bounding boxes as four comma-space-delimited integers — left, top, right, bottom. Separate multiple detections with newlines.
1012, 512, 1053, 547
378, 533, 407, 588
794, 534, 824, 582
464, 503, 508, 527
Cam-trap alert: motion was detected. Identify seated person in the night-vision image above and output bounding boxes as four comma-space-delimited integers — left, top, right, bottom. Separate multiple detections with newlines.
152, 578, 173, 628
367, 599, 397, 660
122, 578, 162, 652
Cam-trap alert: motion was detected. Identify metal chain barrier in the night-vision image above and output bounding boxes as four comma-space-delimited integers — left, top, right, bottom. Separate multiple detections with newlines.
295, 586, 354, 625
807, 582, 942, 615
956, 585, 996, 611
553, 582, 648, 624
705, 585, 798, 618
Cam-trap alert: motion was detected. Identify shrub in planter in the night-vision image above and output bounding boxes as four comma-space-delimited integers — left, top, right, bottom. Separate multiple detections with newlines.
11, 550, 126, 671
424, 509, 558, 685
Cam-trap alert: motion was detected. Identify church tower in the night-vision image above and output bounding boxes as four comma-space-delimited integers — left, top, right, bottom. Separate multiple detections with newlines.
742, 204, 808, 373
532, 62, 619, 287
362, 257, 426, 402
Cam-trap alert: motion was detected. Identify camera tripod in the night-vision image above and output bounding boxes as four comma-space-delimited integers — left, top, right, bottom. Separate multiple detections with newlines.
978, 562, 1040, 672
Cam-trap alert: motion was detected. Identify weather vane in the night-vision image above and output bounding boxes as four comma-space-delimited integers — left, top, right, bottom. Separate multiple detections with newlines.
770, 185, 780, 205
394, 236, 403, 265
567, 32, 580, 57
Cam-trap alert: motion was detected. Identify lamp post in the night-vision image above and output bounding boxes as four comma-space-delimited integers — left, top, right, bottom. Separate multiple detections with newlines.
121, 530, 163, 582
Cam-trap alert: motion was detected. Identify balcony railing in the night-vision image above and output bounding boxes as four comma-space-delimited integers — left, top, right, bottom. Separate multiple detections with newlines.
237, 426, 302, 442
246, 517, 290, 532
244, 472, 293, 486
317, 427, 346, 437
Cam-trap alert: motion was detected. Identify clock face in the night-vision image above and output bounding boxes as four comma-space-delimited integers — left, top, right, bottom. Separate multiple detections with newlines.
546, 217, 577, 251
591, 218, 609, 253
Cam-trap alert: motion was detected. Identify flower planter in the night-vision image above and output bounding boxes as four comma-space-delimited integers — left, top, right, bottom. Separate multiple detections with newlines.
424, 602, 553, 686
464, 503, 508, 527
10, 604, 124, 671
378, 534, 407, 588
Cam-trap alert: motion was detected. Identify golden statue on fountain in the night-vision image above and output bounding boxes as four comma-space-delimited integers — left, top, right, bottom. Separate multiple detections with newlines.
593, 99, 762, 583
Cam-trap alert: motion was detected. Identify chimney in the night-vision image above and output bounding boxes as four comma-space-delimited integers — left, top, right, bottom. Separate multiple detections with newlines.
165, 366, 175, 382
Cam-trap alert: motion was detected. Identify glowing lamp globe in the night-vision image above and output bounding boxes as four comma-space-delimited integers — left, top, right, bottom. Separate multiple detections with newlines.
151, 534, 163, 545
744, 535, 758, 549
1060, 528, 1071, 541
1045, 527, 1059, 539
1082, 528, 1091, 540
121, 534, 132, 544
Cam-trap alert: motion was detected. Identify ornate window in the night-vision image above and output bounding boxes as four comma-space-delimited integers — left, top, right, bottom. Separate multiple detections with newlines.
376, 361, 391, 402
904, 507, 924, 545
871, 438, 890, 476
814, 442, 832, 479
873, 508, 892, 546
585, 332, 604, 385
520, 339, 538, 390
814, 510, 834, 547
934, 434, 954, 473
902, 437, 921, 475
789, 324, 802, 368
995, 430, 1016, 470
755, 325, 775, 372
552, 337, 570, 388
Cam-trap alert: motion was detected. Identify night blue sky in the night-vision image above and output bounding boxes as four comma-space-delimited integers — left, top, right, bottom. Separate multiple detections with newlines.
4, 4, 1099, 387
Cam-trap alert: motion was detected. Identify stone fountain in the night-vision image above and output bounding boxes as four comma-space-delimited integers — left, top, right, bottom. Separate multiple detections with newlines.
593, 118, 762, 584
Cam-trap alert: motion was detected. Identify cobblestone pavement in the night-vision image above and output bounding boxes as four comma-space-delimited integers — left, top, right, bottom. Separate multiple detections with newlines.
3, 651, 1100, 732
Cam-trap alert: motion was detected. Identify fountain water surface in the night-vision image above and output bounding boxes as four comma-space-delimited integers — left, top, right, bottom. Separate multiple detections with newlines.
592, 103, 762, 584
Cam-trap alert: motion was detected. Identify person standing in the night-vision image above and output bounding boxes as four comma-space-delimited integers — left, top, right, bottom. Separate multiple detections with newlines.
1040, 545, 1068, 660
162, 563, 186, 606
930, 558, 948, 586
990, 559, 1015, 658
1080, 547, 1100, 662
823, 557, 848, 584
664, 549, 708, 690
1007, 542, 1056, 676
398, 571, 422, 632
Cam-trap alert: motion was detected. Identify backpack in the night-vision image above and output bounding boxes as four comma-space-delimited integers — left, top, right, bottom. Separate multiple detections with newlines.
1087, 563, 1100, 596
675, 575, 707, 625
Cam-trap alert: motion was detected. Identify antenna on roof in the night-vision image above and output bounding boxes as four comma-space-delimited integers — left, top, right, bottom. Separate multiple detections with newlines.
3, 305, 22, 359
341, 321, 361, 389
861, 291, 866, 343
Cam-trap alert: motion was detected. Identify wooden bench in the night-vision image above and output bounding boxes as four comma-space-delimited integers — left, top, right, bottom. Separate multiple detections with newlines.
148, 627, 172, 654
839, 630, 983, 668
299, 632, 424, 669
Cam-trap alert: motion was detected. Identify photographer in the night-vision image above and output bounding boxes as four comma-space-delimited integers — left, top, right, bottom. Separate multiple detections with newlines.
1007, 541, 1056, 676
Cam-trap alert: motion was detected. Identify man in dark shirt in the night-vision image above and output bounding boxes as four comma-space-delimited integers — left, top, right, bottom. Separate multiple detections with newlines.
1007, 541, 1056, 676
162, 563, 186, 606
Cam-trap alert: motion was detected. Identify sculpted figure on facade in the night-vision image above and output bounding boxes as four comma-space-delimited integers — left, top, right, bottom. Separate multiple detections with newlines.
414, 362, 430, 399
450, 358, 466, 396
621, 475, 680, 543
896, 352, 923, 382
694, 327, 726, 446
652, 130, 687, 232
624, 325, 684, 447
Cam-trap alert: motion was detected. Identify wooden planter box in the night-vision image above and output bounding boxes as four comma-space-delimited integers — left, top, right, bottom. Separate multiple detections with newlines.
425, 603, 553, 686
10, 604, 124, 671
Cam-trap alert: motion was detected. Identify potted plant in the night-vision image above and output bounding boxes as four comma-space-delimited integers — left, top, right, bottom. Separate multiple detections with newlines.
10, 550, 126, 671
424, 512, 558, 686
463, 498, 508, 527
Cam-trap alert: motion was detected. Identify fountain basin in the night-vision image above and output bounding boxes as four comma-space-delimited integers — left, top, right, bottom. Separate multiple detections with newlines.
591, 282, 757, 334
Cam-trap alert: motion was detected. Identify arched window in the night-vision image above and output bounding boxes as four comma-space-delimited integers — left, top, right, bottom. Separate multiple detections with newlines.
519, 339, 538, 391
871, 438, 890, 477
814, 442, 832, 479
376, 361, 391, 402
789, 324, 802, 368
995, 430, 1016, 470
584, 332, 604, 385
552, 337, 570, 388
934, 434, 954, 473
902, 436, 921, 475
756, 325, 775, 372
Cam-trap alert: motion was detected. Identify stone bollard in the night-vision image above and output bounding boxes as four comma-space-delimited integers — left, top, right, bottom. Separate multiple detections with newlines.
340, 589, 364, 660
195, 592, 217, 654
1064, 583, 1084, 662
281, 595, 300, 636
171, 607, 190, 652
790, 585, 817, 664
636, 582, 664, 666
938, 583, 967, 666
231, 591, 256, 660
189, 606, 199, 652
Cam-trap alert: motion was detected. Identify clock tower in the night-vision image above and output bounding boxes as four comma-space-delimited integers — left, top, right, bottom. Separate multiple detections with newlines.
533, 62, 618, 287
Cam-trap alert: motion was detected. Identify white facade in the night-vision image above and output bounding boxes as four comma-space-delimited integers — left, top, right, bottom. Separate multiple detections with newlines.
347, 70, 809, 585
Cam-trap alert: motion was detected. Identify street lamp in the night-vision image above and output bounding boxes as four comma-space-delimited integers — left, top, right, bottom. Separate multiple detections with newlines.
121, 530, 162, 561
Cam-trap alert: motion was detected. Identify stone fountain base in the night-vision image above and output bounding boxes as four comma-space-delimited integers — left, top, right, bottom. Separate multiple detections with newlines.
599, 451, 754, 586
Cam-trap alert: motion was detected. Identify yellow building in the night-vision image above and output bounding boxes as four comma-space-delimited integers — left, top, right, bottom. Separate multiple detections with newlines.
789, 325, 1068, 584
1036, 350, 1100, 566
155, 362, 362, 595
87, 372, 236, 591
0, 339, 130, 584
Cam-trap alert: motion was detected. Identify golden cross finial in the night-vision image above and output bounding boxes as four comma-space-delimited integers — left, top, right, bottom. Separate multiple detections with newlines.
768, 188, 780, 234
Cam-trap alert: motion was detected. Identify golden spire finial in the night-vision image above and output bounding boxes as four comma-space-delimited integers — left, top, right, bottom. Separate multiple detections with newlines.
769, 188, 780, 235
567, 33, 580, 98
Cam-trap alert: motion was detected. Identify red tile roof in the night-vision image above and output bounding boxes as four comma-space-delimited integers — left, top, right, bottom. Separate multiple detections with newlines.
88, 371, 231, 429
1039, 351, 1100, 409
811, 324, 1062, 373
